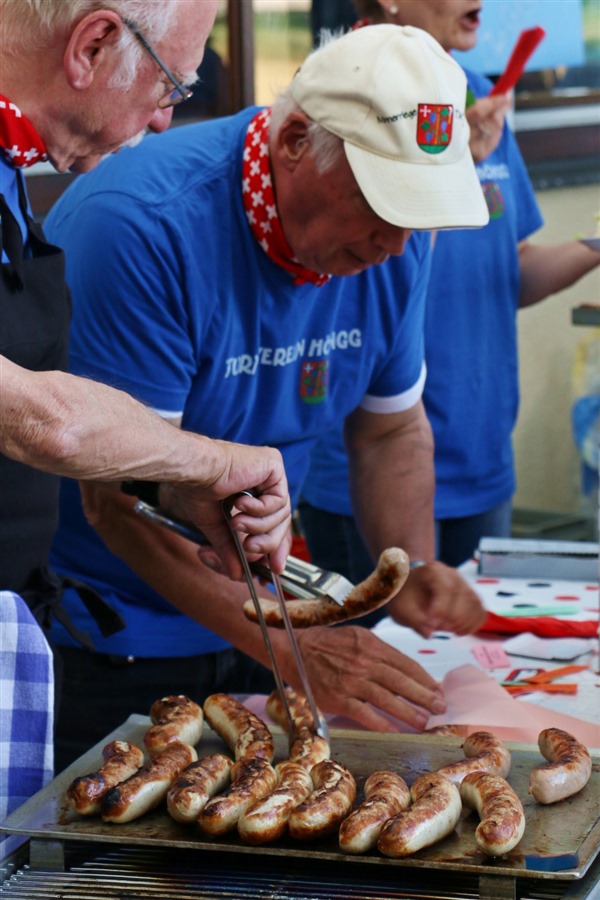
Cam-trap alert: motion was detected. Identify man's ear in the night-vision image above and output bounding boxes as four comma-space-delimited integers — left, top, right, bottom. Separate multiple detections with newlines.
274, 112, 312, 171
63, 10, 123, 90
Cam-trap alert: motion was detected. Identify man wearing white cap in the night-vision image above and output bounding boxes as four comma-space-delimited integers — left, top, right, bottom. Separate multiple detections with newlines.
45, 25, 489, 768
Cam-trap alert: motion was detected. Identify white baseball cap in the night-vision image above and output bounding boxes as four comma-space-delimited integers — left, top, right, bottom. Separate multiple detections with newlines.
290, 24, 489, 230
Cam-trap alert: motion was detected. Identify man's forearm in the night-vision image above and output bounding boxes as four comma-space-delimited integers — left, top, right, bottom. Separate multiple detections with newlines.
346, 405, 435, 562
0, 358, 223, 483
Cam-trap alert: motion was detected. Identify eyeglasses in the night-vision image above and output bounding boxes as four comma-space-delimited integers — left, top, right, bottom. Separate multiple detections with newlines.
121, 17, 193, 109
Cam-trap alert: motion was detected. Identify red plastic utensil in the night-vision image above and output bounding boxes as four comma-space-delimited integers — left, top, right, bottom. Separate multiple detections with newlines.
490, 26, 546, 96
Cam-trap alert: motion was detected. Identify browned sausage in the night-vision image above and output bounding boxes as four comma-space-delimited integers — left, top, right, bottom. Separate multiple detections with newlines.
237, 761, 314, 844
166, 753, 233, 824
197, 756, 278, 836
102, 742, 197, 824
66, 740, 144, 815
461, 772, 525, 856
377, 773, 461, 857
144, 694, 203, 757
528, 728, 592, 804
203, 693, 274, 762
243, 547, 409, 628
434, 732, 511, 785
339, 770, 411, 854
288, 759, 356, 841
265, 687, 330, 770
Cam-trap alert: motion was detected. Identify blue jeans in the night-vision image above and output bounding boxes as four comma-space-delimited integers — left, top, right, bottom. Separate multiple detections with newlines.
434, 500, 512, 567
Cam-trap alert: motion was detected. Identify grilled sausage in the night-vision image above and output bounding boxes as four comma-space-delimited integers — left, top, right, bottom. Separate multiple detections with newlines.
339, 770, 411, 854
461, 772, 525, 856
197, 756, 278, 836
528, 728, 592, 804
66, 740, 144, 816
203, 693, 274, 762
144, 694, 203, 757
266, 687, 330, 770
237, 761, 314, 844
377, 773, 461, 857
243, 547, 409, 628
102, 742, 197, 823
166, 753, 233, 824
288, 759, 356, 841
434, 732, 511, 786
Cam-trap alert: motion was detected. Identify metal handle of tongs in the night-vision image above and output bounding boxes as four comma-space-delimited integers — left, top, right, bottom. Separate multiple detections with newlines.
221, 493, 329, 743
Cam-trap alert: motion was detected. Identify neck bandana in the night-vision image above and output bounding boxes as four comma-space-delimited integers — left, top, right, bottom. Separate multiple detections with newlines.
242, 108, 330, 287
0, 96, 48, 168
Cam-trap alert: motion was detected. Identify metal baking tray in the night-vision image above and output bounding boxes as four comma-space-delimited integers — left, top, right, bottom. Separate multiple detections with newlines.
2, 716, 599, 886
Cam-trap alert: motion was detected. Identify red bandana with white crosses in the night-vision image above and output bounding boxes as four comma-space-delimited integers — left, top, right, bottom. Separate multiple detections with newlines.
242, 108, 330, 287
0, 95, 47, 168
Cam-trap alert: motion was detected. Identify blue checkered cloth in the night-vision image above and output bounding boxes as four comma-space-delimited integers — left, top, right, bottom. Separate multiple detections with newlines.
1, 591, 54, 851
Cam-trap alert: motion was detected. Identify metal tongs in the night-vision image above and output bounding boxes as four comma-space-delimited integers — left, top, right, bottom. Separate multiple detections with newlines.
133, 497, 331, 742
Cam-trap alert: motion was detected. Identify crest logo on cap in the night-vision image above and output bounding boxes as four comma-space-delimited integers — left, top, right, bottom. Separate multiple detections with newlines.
417, 104, 453, 154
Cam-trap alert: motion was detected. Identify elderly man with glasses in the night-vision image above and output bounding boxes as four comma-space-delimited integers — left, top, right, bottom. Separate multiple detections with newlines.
0, 0, 291, 825
45, 25, 490, 771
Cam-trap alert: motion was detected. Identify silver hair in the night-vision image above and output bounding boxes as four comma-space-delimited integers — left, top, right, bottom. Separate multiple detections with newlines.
0, 0, 181, 89
270, 89, 345, 176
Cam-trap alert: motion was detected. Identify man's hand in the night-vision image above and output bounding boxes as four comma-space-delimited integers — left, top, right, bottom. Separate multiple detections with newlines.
285, 625, 447, 733
159, 438, 292, 580
466, 94, 511, 163
386, 562, 486, 638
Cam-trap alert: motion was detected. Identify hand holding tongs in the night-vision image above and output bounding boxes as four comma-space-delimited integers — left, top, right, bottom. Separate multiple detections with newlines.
222, 494, 329, 743
133, 497, 330, 743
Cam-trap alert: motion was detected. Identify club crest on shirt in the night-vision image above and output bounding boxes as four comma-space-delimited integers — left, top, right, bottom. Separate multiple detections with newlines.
300, 359, 328, 404
417, 104, 453, 154
482, 181, 505, 219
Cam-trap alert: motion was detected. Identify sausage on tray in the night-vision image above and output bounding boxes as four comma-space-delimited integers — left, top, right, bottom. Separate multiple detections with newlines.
434, 731, 511, 786
166, 753, 233, 824
144, 694, 203, 757
237, 760, 314, 844
339, 770, 411, 854
102, 741, 197, 824
197, 756, 278, 836
66, 740, 144, 816
377, 772, 461, 858
288, 759, 356, 841
528, 727, 592, 804
203, 693, 274, 762
243, 547, 409, 628
460, 772, 525, 856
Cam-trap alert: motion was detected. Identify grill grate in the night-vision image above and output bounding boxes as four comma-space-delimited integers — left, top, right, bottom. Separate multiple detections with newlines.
1, 843, 587, 900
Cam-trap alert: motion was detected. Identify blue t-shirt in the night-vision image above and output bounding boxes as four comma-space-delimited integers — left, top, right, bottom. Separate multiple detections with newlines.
45, 107, 429, 657
302, 69, 543, 521
0, 157, 30, 262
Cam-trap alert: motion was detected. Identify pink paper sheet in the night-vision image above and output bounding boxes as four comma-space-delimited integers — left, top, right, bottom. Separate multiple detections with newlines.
245, 663, 600, 748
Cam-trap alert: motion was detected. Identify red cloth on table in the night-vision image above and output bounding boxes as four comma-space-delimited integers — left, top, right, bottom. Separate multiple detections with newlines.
478, 611, 598, 638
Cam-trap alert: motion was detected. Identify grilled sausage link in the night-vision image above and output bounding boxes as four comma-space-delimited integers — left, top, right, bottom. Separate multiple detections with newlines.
203, 693, 274, 762
243, 547, 409, 628
144, 694, 204, 757
339, 770, 411, 854
237, 761, 314, 844
288, 759, 356, 841
460, 772, 525, 856
377, 773, 461, 857
102, 742, 197, 823
434, 732, 511, 786
528, 728, 592, 804
66, 740, 144, 816
166, 753, 233, 824
197, 756, 278, 836
266, 687, 330, 770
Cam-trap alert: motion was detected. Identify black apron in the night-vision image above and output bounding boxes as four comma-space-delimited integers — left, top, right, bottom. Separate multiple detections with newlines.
0, 172, 123, 646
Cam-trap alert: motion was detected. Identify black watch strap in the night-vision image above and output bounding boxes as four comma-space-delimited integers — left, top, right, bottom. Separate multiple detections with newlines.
121, 480, 161, 506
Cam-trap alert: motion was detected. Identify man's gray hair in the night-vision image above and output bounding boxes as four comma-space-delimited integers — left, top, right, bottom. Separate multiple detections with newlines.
1, 0, 181, 88
270, 89, 344, 176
